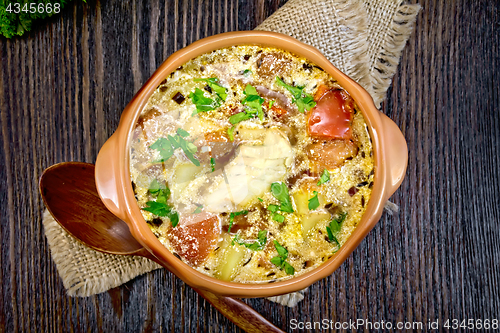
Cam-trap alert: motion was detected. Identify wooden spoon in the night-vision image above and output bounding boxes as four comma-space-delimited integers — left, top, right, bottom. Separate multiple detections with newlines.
39, 162, 284, 333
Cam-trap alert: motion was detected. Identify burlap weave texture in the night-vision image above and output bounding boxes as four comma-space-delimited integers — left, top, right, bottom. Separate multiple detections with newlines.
42, 0, 420, 303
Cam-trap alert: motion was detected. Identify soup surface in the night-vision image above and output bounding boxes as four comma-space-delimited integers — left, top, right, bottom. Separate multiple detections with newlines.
129, 45, 374, 283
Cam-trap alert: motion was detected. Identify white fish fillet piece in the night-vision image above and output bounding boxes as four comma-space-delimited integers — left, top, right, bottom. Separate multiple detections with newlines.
203, 128, 293, 213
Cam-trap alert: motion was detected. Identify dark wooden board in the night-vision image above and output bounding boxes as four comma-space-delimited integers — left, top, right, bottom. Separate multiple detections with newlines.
1, 0, 499, 332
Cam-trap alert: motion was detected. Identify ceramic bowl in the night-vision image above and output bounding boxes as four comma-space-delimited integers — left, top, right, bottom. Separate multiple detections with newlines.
95, 31, 407, 297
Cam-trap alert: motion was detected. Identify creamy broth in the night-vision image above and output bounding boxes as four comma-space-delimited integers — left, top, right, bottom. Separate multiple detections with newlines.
129, 46, 374, 283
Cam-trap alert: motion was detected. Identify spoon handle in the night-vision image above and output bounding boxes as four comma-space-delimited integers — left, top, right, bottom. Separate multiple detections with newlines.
194, 288, 285, 333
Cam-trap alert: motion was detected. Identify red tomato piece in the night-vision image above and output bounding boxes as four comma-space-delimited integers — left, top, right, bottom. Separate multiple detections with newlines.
308, 89, 354, 139
166, 213, 220, 266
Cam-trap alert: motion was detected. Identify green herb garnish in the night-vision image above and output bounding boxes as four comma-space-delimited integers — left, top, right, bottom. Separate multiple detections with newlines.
150, 130, 200, 166
326, 212, 347, 247
275, 76, 316, 113
150, 138, 174, 162
228, 210, 248, 233
308, 191, 320, 210
242, 84, 265, 121
229, 111, 254, 125
267, 204, 285, 223
194, 77, 228, 101
227, 126, 236, 141
270, 182, 294, 213
210, 157, 215, 172
142, 180, 179, 226
193, 205, 203, 214
226, 84, 265, 140
232, 230, 267, 251
317, 169, 330, 185
270, 240, 295, 275
268, 100, 275, 109
189, 88, 221, 115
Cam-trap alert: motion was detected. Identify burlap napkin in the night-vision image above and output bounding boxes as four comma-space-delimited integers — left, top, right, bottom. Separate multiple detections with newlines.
42, 0, 420, 304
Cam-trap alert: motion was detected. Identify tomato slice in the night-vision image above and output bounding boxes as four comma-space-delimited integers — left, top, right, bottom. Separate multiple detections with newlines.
308, 89, 354, 139
166, 213, 220, 266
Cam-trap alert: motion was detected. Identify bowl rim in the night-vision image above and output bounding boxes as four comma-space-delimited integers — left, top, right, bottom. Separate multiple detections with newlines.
98, 31, 399, 297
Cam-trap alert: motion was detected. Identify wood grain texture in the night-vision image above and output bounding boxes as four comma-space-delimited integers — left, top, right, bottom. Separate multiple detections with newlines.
1, 0, 499, 332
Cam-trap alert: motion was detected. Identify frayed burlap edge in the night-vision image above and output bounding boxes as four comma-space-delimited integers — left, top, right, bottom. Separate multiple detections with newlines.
43, 210, 161, 297
364, 1, 421, 107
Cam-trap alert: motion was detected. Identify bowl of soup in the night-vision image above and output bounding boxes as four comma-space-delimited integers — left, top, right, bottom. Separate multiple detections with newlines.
95, 31, 407, 297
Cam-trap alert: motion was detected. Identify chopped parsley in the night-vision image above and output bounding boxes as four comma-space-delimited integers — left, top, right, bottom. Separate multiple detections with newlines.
142, 180, 179, 227
150, 129, 200, 166
326, 212, 347, 247
193, 77, 228, 101
193, 205, 203, 214
270, 240, 295, 275
227, 84, 265, 140
317, 169, 330, 185
242, 84, 265, 121
275, 76, 316, 113
270, 182, 294, 213
232, 230, 268, 251
210, 157, 216, 172
228, 210, 248, 233
189, 87, 222, 115
308, 191, 320, 210
267, 204, 285, 223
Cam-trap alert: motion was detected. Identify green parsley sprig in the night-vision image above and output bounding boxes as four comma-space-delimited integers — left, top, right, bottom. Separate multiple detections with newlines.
150, 128, 200, 166
227, 84, 264, 140
276, 76, 316, 113
232, 230, 268, 251
308, 191, 320, 210
270, 240, 295, 275
228, 210, 248, 233
317, 169, 330, 186
266, 182, 294, 222
142, 180, 179, 227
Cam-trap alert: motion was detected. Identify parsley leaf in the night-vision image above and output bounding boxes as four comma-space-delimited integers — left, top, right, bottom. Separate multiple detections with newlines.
326, 212, 347, 246
193, 205, 203, 214
228, 210, 248, 233
210, 157, 215, 172
194, 78, 227, 101
142, 201, 179, 227
308, 191, 320, 210
229, 111, 254, 125
317, 169, 331, 186
189, 88, 221, 114
150, 138, 174, 162
242, 85, 265, 121
270, 240, 294, 275
232, 230, 268, 251
143, 180, 178, 226
150, 130, 200, 166
270, 182, 294, 213
275, 76, 316, 113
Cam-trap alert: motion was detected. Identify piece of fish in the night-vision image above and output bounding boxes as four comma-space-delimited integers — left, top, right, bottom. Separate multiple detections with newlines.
203, 127, 293, 213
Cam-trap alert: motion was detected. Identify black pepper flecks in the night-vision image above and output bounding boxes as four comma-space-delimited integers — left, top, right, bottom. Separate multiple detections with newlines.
204, 85, 212, 93
151, 218, 163, 226
361, 195, 365, 207
172, 92, 185, 104
243, 54, 251, 61
357, 181, 369, 187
